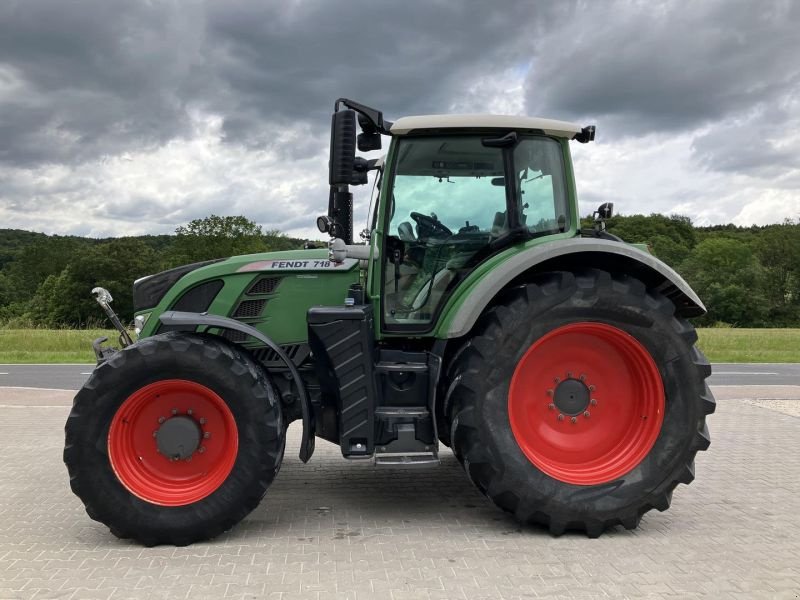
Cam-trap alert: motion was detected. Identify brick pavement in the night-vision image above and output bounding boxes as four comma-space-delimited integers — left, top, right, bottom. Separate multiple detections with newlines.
0, 385, 798, 600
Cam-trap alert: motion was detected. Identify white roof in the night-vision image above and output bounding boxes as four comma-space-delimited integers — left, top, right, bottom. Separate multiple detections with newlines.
390, 114, 582, 138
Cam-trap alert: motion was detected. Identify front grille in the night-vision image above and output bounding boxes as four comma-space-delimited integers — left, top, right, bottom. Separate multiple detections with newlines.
247, 276, 282, 295
222, 329, 249, 343
233, 299, 266, 319
251, 343, 310, 367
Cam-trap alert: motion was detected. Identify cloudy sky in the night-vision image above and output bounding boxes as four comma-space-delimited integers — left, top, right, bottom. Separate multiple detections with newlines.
0, 0, 798, 239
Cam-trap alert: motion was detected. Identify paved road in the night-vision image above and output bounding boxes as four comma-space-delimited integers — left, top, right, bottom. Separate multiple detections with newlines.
0, 384, 798, 599
1, 362, 798, 391
0, 364, 96, 391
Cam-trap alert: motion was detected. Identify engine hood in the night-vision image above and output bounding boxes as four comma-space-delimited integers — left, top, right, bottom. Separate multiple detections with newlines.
135, 248, 362, 345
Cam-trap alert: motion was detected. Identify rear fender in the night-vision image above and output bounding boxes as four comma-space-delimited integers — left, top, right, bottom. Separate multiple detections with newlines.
436, 238, 705, 339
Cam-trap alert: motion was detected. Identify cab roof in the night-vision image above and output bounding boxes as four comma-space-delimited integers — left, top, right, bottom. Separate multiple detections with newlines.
389, 114, 583, 138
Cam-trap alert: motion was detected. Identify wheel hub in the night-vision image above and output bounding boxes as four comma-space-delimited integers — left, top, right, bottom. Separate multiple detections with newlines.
155, 415, 201, 460
553, 378, 590, 416
508, 322, 665, 485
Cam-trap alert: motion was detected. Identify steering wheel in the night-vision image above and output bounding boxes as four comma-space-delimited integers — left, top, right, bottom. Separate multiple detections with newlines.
410, 211, 452, 239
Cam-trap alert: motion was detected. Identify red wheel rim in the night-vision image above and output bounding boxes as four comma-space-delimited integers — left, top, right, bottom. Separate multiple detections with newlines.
508, 322, 664, 485
108, 379, 238, 506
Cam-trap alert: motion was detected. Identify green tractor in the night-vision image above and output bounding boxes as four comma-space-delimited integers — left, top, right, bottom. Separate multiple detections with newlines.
65, 98, 714, 545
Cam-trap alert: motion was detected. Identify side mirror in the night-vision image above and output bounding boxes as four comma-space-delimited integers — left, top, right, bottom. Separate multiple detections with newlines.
357, 132, 381, 152
597, 202, 614, 219
356, 113, 382, 152
329, 109, 357, 185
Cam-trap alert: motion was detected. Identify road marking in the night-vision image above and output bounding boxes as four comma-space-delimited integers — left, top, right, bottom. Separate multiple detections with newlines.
713, 372, 778, 375
80, 372, 93, 375
0, 386, 76, 392
0, 372, 9, 375
0, 363, 95, 366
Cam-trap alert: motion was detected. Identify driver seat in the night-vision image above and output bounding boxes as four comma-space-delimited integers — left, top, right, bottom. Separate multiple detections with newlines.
398, 222, 415, 241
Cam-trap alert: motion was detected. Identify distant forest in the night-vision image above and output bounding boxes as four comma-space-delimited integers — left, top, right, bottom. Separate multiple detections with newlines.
1, 214, 798, 328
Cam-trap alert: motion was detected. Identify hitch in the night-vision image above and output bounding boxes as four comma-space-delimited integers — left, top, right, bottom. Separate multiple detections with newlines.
91, 287, 133, 362
91, 336, 118, 365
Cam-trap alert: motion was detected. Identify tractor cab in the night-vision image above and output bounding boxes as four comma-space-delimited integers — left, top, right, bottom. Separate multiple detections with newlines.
319, 99, 594, 335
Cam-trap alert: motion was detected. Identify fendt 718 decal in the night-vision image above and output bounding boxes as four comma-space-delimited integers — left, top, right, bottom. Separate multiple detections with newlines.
237, 258, 359, 272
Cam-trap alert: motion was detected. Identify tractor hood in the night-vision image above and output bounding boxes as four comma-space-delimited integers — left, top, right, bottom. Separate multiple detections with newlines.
134, 248, 361, 345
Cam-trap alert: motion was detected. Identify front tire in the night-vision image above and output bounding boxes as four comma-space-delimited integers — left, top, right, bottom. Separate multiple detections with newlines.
445, 269, 715, 537
64, 332, 284, 546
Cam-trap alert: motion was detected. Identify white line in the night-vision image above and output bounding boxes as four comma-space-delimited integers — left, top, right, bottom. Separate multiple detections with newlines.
0, 373, 8, 375
712, 362, 800, 365
713, 372, 778, 375
710, 384, 800, 388
80, 372, 93, 375
0, 386, 75, 392
0, 363, 95, 366
0, 404, 70, 408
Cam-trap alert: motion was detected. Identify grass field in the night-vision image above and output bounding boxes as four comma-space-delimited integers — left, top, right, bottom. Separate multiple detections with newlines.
0, 329, 118, 363
0, 327, 798, 364
695, 328, 800, 363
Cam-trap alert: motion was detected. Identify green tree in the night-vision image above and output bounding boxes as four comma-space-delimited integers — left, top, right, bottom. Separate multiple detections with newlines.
165, 215, 268, 266
25, 238, 157, 326
680, 238, 768, 326
753, 219, 800, 325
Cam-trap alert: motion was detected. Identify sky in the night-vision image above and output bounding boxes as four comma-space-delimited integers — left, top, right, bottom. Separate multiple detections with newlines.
0, 0, 798, 240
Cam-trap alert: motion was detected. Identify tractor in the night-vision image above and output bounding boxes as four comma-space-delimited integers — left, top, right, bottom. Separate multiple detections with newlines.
64, 98, 714, 546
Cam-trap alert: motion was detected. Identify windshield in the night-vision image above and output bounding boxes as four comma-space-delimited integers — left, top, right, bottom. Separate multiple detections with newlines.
382, 134, 569, 329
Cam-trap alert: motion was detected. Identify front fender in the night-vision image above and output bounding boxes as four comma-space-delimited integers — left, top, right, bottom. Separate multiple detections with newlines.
159, 311, 315, 463
435, 238, 705, 339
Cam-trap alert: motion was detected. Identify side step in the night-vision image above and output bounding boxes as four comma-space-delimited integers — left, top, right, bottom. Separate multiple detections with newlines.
374, 453, 439, 467
373, 422, 439, 467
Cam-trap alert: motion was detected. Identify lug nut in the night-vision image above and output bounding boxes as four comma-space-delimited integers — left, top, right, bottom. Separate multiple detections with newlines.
185, 456, 192, 462
548, 403, 555, 410
579, 374, 586, 381
199, 418, 206, 425
158, 416, 166, 424
567, 371, 573, 379
557, 414, 564, 421
590, 399, 598, 406
554, 377, 561, 384
171, 408, 178, 415
571, 416, 577, 424
198, 446, 205, 453
187, 409, 193, 415
546, 388, 554, 396
152, 430, 158, 438
584, 411, 591, 418
203, 432, 211, 439
588, 385, 596, 391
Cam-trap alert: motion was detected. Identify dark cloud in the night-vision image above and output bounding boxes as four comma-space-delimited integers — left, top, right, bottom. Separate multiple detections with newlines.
0, 0, 798, 234
0, 0, 544, 168
525, 0, 800, 137
691, 98, 800, 177
0, 1, 200, 166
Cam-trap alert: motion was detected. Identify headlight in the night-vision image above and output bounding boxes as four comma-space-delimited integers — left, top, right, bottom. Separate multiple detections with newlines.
134, 313, 151, 338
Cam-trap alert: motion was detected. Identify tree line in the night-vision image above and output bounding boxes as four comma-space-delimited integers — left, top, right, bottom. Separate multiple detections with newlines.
1, 214, 798, 328
0, 216, 303, 328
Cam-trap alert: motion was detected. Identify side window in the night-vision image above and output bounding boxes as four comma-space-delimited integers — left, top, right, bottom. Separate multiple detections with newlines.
514, 138, 568, 234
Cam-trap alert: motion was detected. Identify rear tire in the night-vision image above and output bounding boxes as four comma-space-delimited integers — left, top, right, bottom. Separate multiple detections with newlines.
445, 269, 714, 537
64, 332, 284, 546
